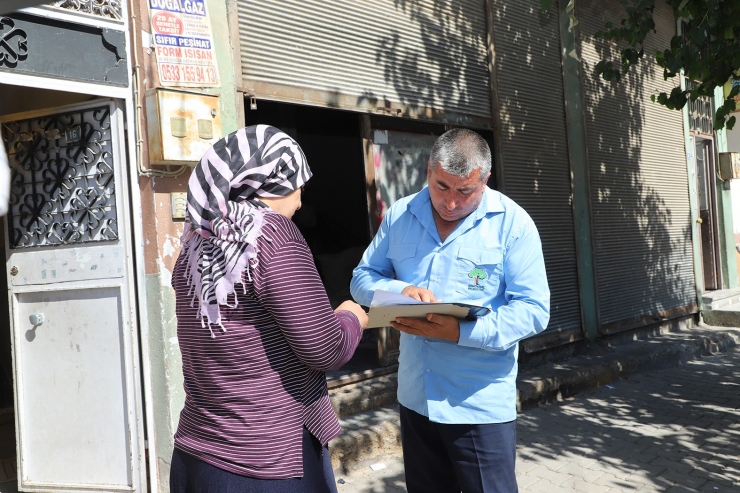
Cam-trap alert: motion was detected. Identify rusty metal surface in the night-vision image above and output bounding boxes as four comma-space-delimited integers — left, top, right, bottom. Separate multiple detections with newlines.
240, 81, 493, 129
520, 327, 584, 354
237, 0, 492, 126
598, 304, 699, 336
144, 88, 222, 165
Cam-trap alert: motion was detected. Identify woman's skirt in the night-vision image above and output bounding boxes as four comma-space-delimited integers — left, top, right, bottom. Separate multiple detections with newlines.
170, 427, 338, 493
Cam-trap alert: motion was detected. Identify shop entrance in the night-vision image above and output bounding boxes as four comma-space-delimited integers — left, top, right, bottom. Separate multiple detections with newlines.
244, 101, 496, 376
0, 85, 146, 492
695, 136, 722, 290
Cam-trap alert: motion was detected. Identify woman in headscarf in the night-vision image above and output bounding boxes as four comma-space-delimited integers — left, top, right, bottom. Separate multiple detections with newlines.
169, 125, 368, 492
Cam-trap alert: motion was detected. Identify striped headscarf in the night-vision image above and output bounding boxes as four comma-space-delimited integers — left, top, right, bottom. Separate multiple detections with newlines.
180, 125, 312, 335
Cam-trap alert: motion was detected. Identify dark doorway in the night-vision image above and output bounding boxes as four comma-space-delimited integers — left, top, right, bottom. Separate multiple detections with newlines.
695, 137, 722, 291
245, 101, 370, 304
245, 101, 379, 375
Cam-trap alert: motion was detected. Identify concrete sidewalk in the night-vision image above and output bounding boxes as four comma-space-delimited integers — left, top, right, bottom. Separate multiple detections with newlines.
333, 336, 740, 492
329, 325, 740, 492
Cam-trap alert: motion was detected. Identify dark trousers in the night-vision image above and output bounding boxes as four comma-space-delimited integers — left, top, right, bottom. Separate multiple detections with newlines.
170, 427, 338, 493
400, 405, 518, 493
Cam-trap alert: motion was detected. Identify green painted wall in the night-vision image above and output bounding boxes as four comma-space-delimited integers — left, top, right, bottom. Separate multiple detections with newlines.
680, 77, 705, 307
203, 0, 241, 134
145, 0, 241, 491
558, 0, 598, 340
146, 272, 183, 492
713, 85, 739, 289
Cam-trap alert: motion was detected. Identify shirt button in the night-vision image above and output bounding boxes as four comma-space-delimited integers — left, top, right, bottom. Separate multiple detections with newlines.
426, 368, 431, 372
424, 339, 429, 344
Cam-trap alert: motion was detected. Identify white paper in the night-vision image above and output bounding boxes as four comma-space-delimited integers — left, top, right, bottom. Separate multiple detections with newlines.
366, 290, 489, 329
370, 290, 427, 307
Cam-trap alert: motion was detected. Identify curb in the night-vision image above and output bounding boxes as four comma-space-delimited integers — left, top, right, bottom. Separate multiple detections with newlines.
329, 326, 740, 473
702, 308, 740, 328
329, 374, 398, 418
331, 405, 401, 474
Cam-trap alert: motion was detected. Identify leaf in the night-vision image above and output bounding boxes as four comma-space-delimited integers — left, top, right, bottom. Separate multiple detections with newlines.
727, 115, 737, 131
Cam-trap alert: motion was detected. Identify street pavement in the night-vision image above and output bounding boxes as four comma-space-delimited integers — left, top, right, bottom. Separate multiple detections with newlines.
335, 345, 740, 492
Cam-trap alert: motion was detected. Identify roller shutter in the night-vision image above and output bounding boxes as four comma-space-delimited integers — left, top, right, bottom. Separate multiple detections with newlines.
579, 0, 697, 333
490, 0, 584, 349
237, 0, 492, 127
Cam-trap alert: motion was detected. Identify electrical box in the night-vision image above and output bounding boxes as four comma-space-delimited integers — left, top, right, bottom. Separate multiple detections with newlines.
719, 152, 740, 181
171, 192, 188, 220
145, 88, 222, 166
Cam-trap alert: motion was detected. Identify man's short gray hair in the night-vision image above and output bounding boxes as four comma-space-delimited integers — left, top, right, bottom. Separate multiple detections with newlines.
429, 128, 491, 180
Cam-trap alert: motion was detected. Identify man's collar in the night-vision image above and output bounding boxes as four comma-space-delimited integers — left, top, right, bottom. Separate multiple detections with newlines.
407, 185, 504, 218
481, 187, 505, 215
408, 187, 431, 216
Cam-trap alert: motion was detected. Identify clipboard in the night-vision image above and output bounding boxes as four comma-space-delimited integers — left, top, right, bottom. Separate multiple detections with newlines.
366, 290, 491, 329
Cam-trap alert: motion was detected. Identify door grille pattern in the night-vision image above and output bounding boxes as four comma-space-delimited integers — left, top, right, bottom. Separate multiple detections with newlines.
50, 0, 124, 20
1, 105, 118, 248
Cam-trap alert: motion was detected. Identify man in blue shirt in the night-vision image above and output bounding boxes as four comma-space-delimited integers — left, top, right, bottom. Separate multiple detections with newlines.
351, 128, 550, 493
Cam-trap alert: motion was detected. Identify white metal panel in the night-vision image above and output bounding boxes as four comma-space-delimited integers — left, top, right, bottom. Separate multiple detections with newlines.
14, 286, 132, 488
238, 0, 492, 126
1, 100, 145, 492
10, 245, 124, 286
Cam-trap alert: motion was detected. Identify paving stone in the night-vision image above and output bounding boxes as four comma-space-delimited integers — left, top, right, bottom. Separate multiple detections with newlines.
516, 473, 540, 489
527, 464, 572, 485
556, 462, 605, 482
560, 477, 612, 492
699, 480, 735, 491
336, 336, 740, 493
649, 456, 694, 475
667, 485, 702, 493
659, 468, 707, 490
524, 479, 574, 493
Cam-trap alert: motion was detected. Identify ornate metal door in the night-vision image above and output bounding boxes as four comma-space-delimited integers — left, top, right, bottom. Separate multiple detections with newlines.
0, 100, 145, 492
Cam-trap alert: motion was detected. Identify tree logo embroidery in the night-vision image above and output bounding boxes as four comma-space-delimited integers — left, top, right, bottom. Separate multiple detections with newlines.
467, 267, 486, 292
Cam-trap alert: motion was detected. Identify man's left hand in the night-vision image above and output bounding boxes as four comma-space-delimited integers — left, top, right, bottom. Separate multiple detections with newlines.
390, 314, 460, 343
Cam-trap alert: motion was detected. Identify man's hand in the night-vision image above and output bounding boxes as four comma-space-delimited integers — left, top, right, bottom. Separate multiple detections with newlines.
401, 285, 439, 302
391, 313, 460, 343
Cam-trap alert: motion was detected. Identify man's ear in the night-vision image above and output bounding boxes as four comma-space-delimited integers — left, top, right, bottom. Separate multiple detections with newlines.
427, 161, 431, 177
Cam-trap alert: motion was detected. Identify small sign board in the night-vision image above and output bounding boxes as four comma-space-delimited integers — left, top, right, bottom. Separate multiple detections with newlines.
147, 0, 219, 87
724, 76, 740, 113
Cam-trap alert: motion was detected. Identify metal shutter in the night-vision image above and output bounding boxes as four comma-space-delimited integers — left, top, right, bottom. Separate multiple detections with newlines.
237, 0, 492, 127
579, 0, 697, 333
490, 0, 584, 349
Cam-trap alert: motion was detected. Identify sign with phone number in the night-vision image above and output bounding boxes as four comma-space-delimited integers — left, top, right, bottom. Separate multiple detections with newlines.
148, 0, 219, 87
159, 64, 218, 84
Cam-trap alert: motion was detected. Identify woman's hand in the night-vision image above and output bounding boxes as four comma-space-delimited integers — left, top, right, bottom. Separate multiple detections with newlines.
335, 300, 369, 329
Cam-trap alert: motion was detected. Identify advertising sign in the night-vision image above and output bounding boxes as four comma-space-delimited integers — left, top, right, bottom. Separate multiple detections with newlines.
148, 0, 219, 87
724, 73, 740, 113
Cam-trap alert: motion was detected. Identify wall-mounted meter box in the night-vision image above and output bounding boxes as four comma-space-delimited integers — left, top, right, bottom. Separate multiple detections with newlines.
145, 88, 222, 166
719, 152, 740, 181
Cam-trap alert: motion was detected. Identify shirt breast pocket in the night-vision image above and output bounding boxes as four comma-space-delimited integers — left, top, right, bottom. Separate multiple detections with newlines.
455, 247, 503, 300
387, 243, 416, 275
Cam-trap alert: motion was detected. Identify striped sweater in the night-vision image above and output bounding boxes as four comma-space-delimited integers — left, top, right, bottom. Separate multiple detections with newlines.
171, 212, 362, 479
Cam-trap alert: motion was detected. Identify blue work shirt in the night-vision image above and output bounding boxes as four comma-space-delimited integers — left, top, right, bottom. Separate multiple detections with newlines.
350, 186, 550, 424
